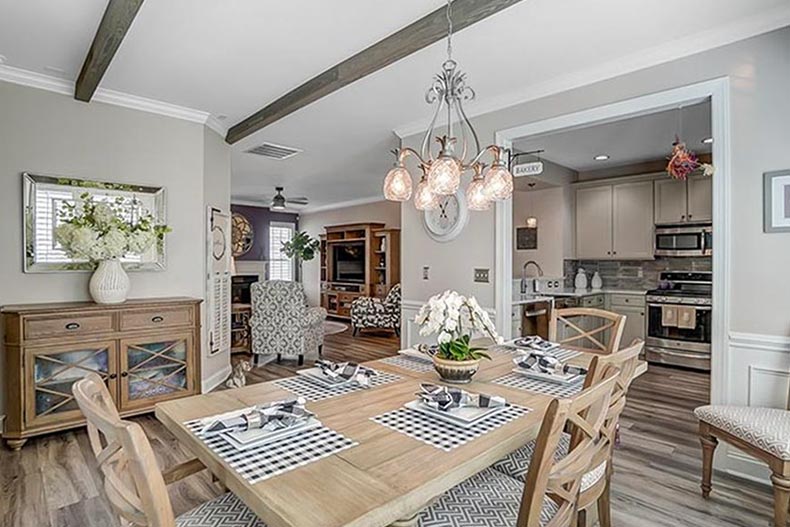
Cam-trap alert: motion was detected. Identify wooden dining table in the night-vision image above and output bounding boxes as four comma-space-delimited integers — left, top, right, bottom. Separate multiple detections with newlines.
155, 346, 647, 527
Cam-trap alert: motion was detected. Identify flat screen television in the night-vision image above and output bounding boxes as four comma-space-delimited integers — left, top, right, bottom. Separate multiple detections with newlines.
332, 242, 365, 283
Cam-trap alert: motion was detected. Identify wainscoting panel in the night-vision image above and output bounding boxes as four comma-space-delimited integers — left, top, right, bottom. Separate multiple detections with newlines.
720, 332, 790, 483
401, 300, 496, 349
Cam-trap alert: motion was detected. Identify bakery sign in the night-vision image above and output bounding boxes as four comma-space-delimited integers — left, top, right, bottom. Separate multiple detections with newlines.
512, 161, 544, 177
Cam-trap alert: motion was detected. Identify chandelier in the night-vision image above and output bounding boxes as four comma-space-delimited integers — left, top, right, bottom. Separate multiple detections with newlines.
383, 0, 513, 211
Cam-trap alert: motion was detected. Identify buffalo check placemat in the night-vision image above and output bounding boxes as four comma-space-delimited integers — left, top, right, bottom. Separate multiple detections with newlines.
370, 404, 531, 452
380, 355, 436, 373
184, 416, 357, 484
491, 372, 584, 398
274, 370, 401, 402
494, 344, 582, 362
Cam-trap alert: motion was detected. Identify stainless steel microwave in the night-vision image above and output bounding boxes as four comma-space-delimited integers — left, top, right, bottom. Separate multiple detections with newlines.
654, 224, 712, 257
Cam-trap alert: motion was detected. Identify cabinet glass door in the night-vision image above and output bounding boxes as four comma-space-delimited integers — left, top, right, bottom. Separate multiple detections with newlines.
26, 342, 117, 428
119, 334, 194, 410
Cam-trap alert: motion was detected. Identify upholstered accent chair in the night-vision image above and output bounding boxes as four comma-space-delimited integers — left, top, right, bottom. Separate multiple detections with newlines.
350, 284, 401, 336
250, 280, 326, 366
72, 372, 266, 527
696, 403, 790, 527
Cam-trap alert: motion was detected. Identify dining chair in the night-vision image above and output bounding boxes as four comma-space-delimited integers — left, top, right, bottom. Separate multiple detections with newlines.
549, 307, 626, 355
417, 369, 618, 527
492, 340, 644, 527
72, 373, 267, 527
696, 388, 790, 526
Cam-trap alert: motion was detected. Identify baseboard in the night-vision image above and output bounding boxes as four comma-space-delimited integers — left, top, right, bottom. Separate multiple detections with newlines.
202, 363, 232, 393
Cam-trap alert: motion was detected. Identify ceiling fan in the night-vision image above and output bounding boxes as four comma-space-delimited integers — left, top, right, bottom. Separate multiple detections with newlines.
269, 186, 308, 211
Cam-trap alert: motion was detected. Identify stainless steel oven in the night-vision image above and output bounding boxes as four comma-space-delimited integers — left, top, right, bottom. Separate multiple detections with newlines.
645, 271, 712, 371
654, 224, 712, 257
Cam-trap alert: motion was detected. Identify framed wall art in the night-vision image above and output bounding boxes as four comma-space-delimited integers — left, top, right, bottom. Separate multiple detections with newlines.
764, 170, 790, 233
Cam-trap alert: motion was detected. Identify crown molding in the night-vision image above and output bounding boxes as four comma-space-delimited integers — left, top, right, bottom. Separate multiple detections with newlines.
0, 63, 226, 132
393, 5, 790, 139
299, 195, 389, 215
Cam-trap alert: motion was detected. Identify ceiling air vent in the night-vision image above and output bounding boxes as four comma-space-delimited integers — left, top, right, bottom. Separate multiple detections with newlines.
244, 142, 302, 160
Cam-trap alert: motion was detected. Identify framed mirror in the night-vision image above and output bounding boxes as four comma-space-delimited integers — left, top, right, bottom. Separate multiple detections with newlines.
23, 173, 167, 272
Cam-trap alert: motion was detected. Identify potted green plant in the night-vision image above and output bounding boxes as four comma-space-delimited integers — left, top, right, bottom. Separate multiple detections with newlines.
414, 290, 502, 384
281, 231, 320, 281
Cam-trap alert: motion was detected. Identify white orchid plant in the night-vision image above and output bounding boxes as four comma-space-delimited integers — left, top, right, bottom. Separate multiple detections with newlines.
54, 192, 170, 264
414, 290, 502, 362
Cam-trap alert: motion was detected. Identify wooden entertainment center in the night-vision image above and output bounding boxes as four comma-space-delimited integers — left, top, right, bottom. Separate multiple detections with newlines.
320, 223, 400, 320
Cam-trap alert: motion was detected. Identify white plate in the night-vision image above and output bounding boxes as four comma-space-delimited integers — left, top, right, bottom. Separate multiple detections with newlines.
222, 417, 322, 451
398, 348, 435, 363
512, 367, 584, 386
404, 399, 506, 428
296, 367, 356, 388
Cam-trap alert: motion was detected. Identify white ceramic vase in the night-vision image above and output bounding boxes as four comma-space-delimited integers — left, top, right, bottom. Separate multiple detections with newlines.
89, 259, 130, 304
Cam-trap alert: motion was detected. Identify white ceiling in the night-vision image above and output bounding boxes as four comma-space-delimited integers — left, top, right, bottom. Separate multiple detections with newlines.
1, 0, 788, 210
513, 101, 712, 172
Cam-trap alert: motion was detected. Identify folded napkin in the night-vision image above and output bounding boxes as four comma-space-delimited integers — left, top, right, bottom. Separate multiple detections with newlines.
316, 360, 377, 388
513, 336, 558, 352
202, 398, 312, 437
417, 383, 506, 412
514, 353, 587, 377
416, 344, 439, 357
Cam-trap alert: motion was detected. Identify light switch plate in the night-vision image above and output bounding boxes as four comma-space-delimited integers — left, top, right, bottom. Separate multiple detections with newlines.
474, 268, 490, 283
422, 266, 430, 280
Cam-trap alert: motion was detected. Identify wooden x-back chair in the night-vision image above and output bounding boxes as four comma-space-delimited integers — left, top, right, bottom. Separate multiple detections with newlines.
549, 307, 626, 355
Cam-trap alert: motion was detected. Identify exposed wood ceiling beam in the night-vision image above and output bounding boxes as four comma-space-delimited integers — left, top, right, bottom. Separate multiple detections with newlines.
226, 0, 524, 144
75, 0, 144, 102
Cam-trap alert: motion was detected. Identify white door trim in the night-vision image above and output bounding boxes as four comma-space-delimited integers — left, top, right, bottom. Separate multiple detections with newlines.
493, 77, 732, 409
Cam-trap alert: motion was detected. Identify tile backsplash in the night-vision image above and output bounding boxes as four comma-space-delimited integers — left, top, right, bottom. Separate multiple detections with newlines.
563, 258, 712, 290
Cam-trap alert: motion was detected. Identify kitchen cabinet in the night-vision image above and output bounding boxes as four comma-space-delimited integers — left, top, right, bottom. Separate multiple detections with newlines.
575, 186, 613, 259
576, 181, 653, 260
605, 293, 646, 348
654, 176, 712, 224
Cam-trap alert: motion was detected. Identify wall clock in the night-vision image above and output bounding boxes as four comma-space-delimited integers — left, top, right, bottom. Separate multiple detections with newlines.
423, 190, 469, 242
231, 212, 254, 256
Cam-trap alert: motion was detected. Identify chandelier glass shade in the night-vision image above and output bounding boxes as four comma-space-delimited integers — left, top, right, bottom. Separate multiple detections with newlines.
413, 175, 440, 211
383, 165, 413, 201
382, 0, 513, 211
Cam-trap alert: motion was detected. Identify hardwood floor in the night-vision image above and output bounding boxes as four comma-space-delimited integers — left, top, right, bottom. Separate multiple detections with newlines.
0, 332, 774, 527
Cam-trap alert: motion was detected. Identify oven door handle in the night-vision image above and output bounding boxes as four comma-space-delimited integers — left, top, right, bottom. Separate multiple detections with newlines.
646, 347, 709, 359
647, 303, 711, 311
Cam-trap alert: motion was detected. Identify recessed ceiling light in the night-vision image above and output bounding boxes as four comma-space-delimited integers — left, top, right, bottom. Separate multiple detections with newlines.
702, 137, 714, 144
593, 154, 610, 161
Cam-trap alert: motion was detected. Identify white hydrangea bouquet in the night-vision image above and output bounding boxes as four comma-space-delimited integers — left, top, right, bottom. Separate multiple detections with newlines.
55, 192, 169, 263
54, 192, 170, 304
414, 290, 502, 362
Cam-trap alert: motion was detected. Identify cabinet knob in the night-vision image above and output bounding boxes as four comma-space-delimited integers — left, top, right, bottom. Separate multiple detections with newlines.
688, 214, 693, 219
65, 322, 80, 330
151, 315, 164, 323
681, 215, 686, 221
109, 373, 117, 379
121, 372, 128, 378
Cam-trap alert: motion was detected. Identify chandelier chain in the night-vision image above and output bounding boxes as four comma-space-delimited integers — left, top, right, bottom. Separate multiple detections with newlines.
446, 0, 453, 61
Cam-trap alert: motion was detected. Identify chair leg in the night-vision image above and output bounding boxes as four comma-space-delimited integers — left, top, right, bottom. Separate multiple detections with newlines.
699, 432, 718, 498
298, 355, 304, 366
277, 354, 281, 363
318, 345, 323, 357
597, 477, 612, 527
394, 326, 400, 337
771, 473, 790, 527
353, 327, 358, 337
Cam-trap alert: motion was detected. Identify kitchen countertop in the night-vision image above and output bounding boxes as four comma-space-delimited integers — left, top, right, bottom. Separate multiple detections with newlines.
512, 288, 646, 304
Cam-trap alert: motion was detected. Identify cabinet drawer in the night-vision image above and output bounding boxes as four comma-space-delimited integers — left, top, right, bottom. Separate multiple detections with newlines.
24, 313, 114, 340
120, 307, 194, 331
582, 295, 605, 308
609, 294, 646, 308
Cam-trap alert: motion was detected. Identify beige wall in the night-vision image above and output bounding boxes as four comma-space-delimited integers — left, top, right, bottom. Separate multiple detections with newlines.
0, 82, 232, 416
300, 200, 401, 305
402, 27, 790, 338
512, 187, 571, 279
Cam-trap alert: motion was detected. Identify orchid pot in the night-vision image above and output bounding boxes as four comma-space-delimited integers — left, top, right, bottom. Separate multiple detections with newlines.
414, 291, 502, 384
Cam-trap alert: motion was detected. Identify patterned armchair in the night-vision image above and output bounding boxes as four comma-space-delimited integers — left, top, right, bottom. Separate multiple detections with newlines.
350, 284, 401, 336
250, 280, 326, 365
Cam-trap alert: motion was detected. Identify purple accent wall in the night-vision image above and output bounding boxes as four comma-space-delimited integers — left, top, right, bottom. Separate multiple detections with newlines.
231, 204, 299, 262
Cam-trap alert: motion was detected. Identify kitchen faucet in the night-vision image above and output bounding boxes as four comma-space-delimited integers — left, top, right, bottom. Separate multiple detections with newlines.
521, 260, 544, 294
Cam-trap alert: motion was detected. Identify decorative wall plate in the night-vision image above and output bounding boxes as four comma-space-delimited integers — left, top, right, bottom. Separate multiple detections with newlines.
231, 212, 254, 256
423, 190, 469, 242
